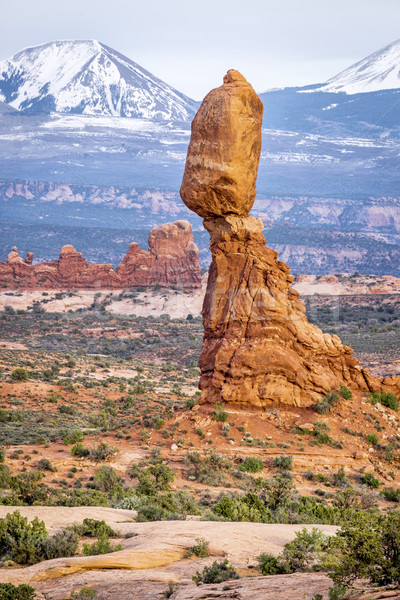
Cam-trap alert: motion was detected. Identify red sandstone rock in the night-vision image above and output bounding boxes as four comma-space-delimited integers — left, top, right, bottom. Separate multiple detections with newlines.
180, 71, 400, 407
117, 221, 201, 288
180, 69, 263, 218
0, 221, 201, 291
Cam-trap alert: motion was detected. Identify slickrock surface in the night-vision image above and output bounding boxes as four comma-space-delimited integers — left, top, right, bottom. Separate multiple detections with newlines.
0, 511, 336, 600
0, 221, 201, 290
180, 71, 400, 407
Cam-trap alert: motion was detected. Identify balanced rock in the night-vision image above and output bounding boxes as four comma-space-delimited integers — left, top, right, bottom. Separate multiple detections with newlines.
180, 71, 400, 407
180, 69, 263, 218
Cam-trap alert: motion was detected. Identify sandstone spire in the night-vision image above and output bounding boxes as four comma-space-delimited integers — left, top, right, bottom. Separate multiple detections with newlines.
180, 70, 400, 407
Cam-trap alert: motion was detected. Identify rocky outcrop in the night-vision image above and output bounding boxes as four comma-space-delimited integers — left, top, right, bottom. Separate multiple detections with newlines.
180, 70, 400, 407
117, 221, 200, 288
0, 221, 201, 290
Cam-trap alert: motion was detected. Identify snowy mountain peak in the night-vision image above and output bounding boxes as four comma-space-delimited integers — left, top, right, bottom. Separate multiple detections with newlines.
320, 38, 400, 94
0, 40, 197, 120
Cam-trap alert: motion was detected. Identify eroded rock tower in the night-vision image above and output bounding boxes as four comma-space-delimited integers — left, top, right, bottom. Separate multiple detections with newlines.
180, 69, 400, 407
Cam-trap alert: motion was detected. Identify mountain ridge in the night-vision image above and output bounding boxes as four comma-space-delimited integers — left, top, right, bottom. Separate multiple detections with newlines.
0, 39, 197, 120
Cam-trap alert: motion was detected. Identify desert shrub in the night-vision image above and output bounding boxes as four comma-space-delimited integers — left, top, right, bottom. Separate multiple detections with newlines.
257, 552, 288, 575
0, 448, 5, 463
0, 465, 10, 491
362, 472, 381, 489
92, 466, 122, 493
185, 450, 233, 486
37, 458, 56, 472
183, 537, 210, 559
11, 368, 28, 381
63, 429, 84, 444
315, 391, 339, 414
366, 433, 379, 446
381, 487, 400, 502
136, 490, 200, 522
82, 534, 121, 556
90, 442, 117, 461
331, 468, 349, 488
72, 518, 117, 538
281, 527, 329, 572
70, 588, 98, 600
273, 455, 293, 470
136, 463, 175, 494
213, 492, 271, 523
71, 443, 90, 458
41, 528, 79, 560
238, 457, 264, 473
192, 559, 238, 585
212, 403, 229, 422
54, 488, 109, 507
0, 511, 47, 564
0, 583, 36, 600
338, 384, 352, 401
58, 404, 75, 415
329, 511, 400, 587
368, 391, 399, 411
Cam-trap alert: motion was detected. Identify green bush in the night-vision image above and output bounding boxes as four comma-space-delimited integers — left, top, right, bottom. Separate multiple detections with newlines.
368, 391, 399, 411
212, 403, 229, 422
362, 472, 381, 489
41, 529, 79, 560
189, 537, 210, 558
281, 527, 329, 572
0, 583, 36, 600
0, 510, 80, 564
315, 391, 339, 414
185, 450, 233, 486
90, 442, 117, 461
338, 384, 352, 401
366, 433, 379, 446
11, 368, 28, 382
82, 534, 121, 556
381, 487, 400, 502
72, 518, 117, 538
63, 429, 84, 444
329, 511, 400, 586
192, 559, 238, 585
257, 552, 287, 575
37, 458, 56, 472
273, 455, 293, 470
92, 466, 122, 493
136, 463, 175, 494
0, 448, 5, 463
238, 457, 264, 473
0, 511, 47, 564
71, 443, 90, 458
136, 490, 200, 522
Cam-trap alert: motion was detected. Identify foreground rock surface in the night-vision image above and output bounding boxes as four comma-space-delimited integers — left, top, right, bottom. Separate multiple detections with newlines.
0, 221, 201, 290
180, 71, 400, 407
0, 508, 336, 599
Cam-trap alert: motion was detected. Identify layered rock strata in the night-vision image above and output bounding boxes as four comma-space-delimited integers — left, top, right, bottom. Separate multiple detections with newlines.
0, 221, 201, 290
180, 70, 400, 406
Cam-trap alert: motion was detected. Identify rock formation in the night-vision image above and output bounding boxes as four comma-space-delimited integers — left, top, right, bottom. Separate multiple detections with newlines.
0, 221, 201, 291
180, 70, 400, 407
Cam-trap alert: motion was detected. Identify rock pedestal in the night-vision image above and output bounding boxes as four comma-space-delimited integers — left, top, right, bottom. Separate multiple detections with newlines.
180, 70, 400, 406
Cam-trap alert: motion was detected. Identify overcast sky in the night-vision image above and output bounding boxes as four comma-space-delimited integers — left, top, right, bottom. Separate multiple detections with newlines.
2, 0, 399, 99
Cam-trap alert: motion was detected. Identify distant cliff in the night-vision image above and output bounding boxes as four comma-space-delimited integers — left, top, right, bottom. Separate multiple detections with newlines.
0, 221, 201, 290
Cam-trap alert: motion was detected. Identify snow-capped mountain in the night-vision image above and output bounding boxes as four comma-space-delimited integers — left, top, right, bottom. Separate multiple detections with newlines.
0, 40, 197, 120
320, 38, 400, 94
